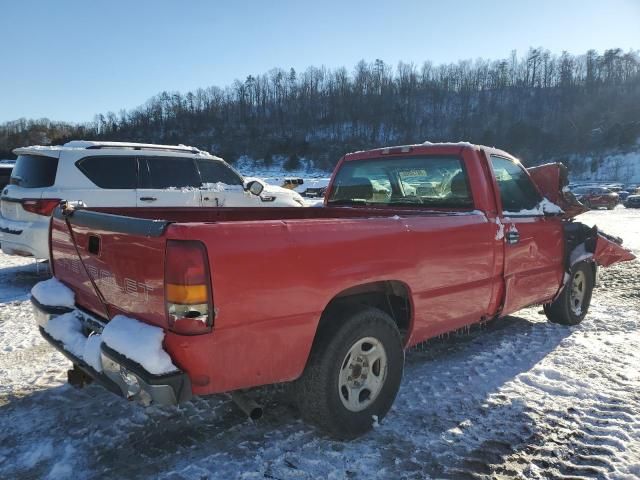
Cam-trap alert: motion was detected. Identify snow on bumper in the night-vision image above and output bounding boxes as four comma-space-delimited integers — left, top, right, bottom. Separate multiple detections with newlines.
30, 282, 192, 405
31, 277, 76, 311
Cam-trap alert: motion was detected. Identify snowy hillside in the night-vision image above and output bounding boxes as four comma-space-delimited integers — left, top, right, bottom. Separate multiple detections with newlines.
559, 142, 640, 183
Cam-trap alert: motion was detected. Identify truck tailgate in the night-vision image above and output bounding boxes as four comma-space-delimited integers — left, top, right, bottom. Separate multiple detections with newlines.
50, 207, 170, 327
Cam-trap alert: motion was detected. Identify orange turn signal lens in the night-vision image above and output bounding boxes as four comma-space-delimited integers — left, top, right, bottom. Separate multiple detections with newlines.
166, 284, 208, 304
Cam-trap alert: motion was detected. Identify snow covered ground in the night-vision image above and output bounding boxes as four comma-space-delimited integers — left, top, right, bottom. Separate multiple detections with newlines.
0, 207, 639, 479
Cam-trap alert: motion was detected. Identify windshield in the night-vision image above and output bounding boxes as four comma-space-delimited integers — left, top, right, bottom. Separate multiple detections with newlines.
327, 155, 473, 208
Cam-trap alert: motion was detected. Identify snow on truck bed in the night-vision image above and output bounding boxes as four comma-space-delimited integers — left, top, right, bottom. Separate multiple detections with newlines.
0, 207, 638, 479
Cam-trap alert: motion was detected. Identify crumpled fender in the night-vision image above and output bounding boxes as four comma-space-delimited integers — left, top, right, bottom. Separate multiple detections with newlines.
566, 224, 635, 269
593, 232, 636, 267
553, 224, 635, 301
528, 163, 589, 218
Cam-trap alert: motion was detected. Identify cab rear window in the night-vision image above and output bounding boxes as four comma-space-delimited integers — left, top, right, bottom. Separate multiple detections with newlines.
10, 155, 58, 188
327, 155, 473, 209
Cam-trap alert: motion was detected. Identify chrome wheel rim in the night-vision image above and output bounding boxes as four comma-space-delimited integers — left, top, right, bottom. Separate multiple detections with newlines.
338, 337, 388, 412
570, 270, 586, 315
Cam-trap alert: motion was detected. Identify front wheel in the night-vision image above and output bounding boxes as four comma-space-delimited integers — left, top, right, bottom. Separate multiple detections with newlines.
295, 307, 404, 439
544, 261, 594, 325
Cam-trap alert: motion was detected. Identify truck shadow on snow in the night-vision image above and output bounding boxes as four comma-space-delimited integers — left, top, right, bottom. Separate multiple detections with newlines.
0, 261, 49, 302
0, 313, 574, 479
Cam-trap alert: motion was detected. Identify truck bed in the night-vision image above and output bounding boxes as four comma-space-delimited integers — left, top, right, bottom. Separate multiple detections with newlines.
50, 204, 497, 393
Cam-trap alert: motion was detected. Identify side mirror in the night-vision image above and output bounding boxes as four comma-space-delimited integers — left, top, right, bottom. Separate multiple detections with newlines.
246, 180, 264, 196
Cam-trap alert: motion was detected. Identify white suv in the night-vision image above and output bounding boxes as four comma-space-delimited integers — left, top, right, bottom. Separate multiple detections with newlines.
0, 141, 305, 259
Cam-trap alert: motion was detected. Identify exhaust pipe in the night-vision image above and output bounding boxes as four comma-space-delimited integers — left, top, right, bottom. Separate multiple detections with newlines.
231, 391, 263, 420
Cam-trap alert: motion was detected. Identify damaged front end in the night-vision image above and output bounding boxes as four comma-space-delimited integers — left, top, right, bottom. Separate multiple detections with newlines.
528, 162, 589, 219
564, 223, 636, 270
551, 223, 635, 302
528, 161, 635, 269
592, 230, 636, 267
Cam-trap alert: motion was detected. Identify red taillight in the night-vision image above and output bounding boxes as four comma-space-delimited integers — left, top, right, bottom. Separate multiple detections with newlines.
164, 240, 213, 335
22, 198, 61, 216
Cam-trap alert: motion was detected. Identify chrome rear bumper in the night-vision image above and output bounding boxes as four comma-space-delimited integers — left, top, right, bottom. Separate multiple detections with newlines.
32, 298, 192, 406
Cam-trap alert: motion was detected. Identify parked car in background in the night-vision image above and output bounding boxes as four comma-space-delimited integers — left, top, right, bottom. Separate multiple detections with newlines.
302, 185, 328, 198
0, 160, 15, 189
572, 186, 619, 210
260, 177, 331, 198
0, 141, 305, 259
624, 190, 640, 208
617, 190, 631, 202
603, 184, 632, 202
299, 178, 330, 198
279, 177, 304, 190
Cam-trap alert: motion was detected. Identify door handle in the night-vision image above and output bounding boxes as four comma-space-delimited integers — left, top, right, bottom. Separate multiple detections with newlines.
506, 230, 520, 244
88, 235, 101, 255
139, 197, 157, 202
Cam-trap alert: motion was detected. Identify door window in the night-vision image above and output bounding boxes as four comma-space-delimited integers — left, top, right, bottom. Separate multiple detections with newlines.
144, 157, 201, 189
490, 155, 541, 213
196, 159, 244, 186
76, 156, 137, 189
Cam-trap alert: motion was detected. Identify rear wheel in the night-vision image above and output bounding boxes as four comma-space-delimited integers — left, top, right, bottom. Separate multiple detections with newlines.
295, 307, 404, 439
544, 261, 594, 325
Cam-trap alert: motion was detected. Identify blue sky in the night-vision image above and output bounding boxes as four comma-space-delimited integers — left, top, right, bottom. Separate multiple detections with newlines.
2, 0, 639, 123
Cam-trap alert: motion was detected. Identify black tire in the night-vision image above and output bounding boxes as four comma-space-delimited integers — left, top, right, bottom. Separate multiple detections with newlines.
295, 307, 404, 439
544, 261, 594, 325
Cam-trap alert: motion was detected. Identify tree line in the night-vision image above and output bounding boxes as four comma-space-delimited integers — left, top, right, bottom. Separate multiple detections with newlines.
1, 47, 639, 171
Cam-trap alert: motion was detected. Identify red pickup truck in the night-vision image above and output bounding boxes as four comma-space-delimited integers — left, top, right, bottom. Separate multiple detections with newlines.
31, 143, 634, 438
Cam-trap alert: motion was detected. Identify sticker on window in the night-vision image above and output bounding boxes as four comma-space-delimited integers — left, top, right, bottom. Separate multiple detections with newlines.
398, 169, 427, 180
